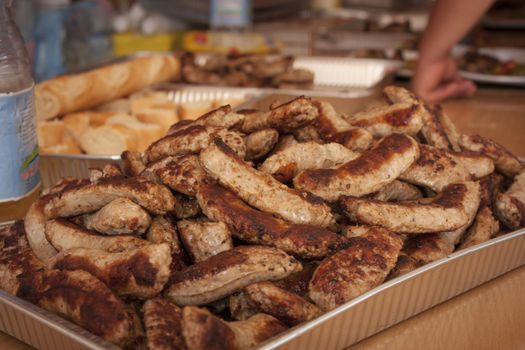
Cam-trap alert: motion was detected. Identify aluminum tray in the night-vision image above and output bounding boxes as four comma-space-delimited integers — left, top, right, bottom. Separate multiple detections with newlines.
39, 85, 266, 189
1, 228, 524, 350
191, 54, 401, 97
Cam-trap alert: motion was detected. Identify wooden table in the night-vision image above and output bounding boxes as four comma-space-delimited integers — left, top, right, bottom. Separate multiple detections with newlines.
1, 86, 524, 349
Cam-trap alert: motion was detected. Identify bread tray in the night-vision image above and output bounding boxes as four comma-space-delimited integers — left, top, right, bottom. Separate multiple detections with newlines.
1, 226, 524, 350
39, 85, 266, 189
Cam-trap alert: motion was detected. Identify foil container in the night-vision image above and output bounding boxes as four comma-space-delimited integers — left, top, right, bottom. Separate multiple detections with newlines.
0, 228, 523, 349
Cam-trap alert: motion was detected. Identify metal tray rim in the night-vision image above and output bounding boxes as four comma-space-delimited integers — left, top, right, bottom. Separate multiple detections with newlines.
256, 227, 525, 349
0, 228, 523, 350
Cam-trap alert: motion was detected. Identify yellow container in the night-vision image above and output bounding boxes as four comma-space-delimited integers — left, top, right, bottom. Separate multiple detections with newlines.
112, 32, 181, 56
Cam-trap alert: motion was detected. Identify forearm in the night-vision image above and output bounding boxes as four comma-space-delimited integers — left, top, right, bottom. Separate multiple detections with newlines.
419, 0, 495, 63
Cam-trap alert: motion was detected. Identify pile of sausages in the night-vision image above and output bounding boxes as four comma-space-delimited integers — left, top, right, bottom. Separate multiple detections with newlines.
1, 86, 524, 349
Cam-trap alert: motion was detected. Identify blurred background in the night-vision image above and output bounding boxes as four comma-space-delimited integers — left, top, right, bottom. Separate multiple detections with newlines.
12, 0, 525, 82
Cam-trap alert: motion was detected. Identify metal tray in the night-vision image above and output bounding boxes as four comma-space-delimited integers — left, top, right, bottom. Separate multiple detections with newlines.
39, 85, 266, 189
1, 228, 524, 350
191, 54, 401, 97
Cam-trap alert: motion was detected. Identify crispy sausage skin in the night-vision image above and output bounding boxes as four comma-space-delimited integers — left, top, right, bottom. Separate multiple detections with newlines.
459, 134, 523, 178
200, 139, 336, 228
197, 183, 349, 260
294, 133, 420, 202
166, 245, 301, 306
51, 243, 172, 299
145, 125, 246, 164
345, 103, 424, 137
244, 281, 322, 326
495, 170, 525, 229
0, 223, 140, 347
143, 298, 187, 350
177, 220, 233, 263
244, 128, 279, 161
309, 226, 403, 311
45, 219, 148, 252
241, 96, 318, 133
459, 206, 500, 250
259, 142, 359, 183
82, 198, 152, 235
399, 144, 471, 192
341, 181, 481, 234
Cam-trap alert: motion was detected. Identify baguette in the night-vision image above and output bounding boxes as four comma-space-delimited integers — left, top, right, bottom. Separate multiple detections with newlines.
62, 112, 91, 140
37, 120, 65, 147
35, 54, 181, 120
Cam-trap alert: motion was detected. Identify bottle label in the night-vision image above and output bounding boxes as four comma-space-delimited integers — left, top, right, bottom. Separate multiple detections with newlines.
210, 0, 251, 28
0, 86, 40, 202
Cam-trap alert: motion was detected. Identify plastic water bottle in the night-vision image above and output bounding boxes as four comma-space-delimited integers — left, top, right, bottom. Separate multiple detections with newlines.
0, 0, 41, 223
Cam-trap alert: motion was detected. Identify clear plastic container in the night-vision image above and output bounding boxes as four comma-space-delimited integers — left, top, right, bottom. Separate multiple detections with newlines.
0, 0, 41, 223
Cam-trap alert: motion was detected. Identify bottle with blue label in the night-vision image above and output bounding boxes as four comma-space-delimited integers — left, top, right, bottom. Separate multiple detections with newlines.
0, 0, 41, 223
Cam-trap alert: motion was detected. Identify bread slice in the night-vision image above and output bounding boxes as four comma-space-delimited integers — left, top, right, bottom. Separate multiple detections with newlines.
62, 112, 90, 141
40, 143, 81, 155
178, 101, 213, 120
130, 91, 173, 114
88, 111, 129, 127
80, 124, 137, 155
37, 120, 65, 147
135, 107, 178, 135
106, 114, 163, 151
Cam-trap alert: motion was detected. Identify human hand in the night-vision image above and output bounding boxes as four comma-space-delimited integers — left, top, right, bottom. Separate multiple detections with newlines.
411, 54, 476, 103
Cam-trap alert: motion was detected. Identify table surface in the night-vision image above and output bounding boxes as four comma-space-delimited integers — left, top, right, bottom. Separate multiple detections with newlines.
1, 86, 524, 349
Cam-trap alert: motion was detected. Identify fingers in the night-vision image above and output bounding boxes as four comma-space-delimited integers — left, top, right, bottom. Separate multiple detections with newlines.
416, 78, 476, 104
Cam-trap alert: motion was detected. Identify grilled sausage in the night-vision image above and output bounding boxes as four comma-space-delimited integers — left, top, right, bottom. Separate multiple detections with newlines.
121, 150, 146, 177
244, 281, 322, 326
228, 313, 288, 350
166, 245, 301, 305
345, 103, 424, 137
449, 151, 495, 179
181, 306, 236, 350
495, 170, 525, 229
0, 223, 140, 347
309, 226, 403, 311
82, 198, 152, 235
177, 220, 233, 263
42, 177, 176, 218
144, 125, 246, 164
51, 243, 172, 299
197, 183, 349, 260
244, 128, 279, 161
46, 219, 148, 252
200, 139, 336, 228
313, 100, 373, 151
241, 96, 318, 133
142, 155, 208, 196
459, 134, 523, 178
372, 180, 423, 202
143, 298, 187, 350
341, 181, 481, 234
382, 86, 455, 150
146, 215, 187, 272
399, 144, 471, 192
167, 105, 245, 134
259, 142, 359, 183
294, 133, 420, 202
459, 206, 500, 249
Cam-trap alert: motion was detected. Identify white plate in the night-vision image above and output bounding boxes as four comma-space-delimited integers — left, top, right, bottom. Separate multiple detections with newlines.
397, 46, 525, 86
